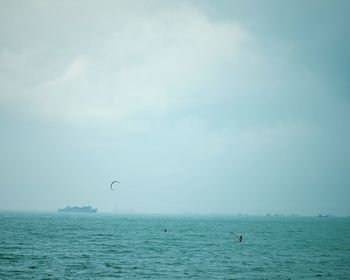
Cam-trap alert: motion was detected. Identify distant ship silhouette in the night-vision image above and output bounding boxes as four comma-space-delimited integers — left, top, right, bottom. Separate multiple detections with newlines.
57, 206, 97, 213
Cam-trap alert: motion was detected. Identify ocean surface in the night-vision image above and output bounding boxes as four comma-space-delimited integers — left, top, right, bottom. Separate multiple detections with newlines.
0, 212, 349, 279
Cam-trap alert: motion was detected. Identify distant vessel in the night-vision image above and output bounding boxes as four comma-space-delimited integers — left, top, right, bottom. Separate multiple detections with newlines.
57, 206, 97, 213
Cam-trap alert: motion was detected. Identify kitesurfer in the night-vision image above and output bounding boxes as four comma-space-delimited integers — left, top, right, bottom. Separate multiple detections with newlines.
230, 232, 243, 242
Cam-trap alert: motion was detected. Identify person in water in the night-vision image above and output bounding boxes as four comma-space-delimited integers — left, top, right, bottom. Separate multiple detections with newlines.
239, 235, 243, 242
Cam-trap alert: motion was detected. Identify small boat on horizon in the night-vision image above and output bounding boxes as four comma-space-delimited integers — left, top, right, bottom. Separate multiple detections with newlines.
57, 206, 97, 213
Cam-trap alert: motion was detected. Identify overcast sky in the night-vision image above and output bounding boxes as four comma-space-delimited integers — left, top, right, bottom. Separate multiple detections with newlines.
1, 0, 349, 215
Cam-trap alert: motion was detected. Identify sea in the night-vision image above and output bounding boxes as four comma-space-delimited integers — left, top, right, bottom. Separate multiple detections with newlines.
0, 212, 349, 279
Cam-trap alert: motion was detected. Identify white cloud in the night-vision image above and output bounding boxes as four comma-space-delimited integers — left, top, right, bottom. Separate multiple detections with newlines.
0, 2, 250, 123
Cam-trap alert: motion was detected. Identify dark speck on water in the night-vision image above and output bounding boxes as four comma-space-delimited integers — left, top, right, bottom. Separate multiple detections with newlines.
0, 212, 350, 279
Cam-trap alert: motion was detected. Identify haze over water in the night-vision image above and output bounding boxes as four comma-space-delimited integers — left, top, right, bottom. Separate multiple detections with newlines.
1, 1, 350, 279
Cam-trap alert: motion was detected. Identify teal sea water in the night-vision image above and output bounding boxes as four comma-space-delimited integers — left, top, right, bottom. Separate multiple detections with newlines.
0, 212, 349, 279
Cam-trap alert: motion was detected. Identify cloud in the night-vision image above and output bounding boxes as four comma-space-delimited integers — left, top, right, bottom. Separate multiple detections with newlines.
0, 2, 249, 123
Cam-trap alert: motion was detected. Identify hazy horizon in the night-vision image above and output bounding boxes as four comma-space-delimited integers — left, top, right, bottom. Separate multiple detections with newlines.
1, 0, 349, 216
1, 209, 347, 218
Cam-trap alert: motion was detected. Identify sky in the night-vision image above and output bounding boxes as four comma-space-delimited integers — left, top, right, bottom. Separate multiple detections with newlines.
0, 0, 349, 216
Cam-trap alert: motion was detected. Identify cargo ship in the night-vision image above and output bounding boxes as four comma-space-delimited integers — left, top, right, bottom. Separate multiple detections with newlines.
57, 206, 97, 213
